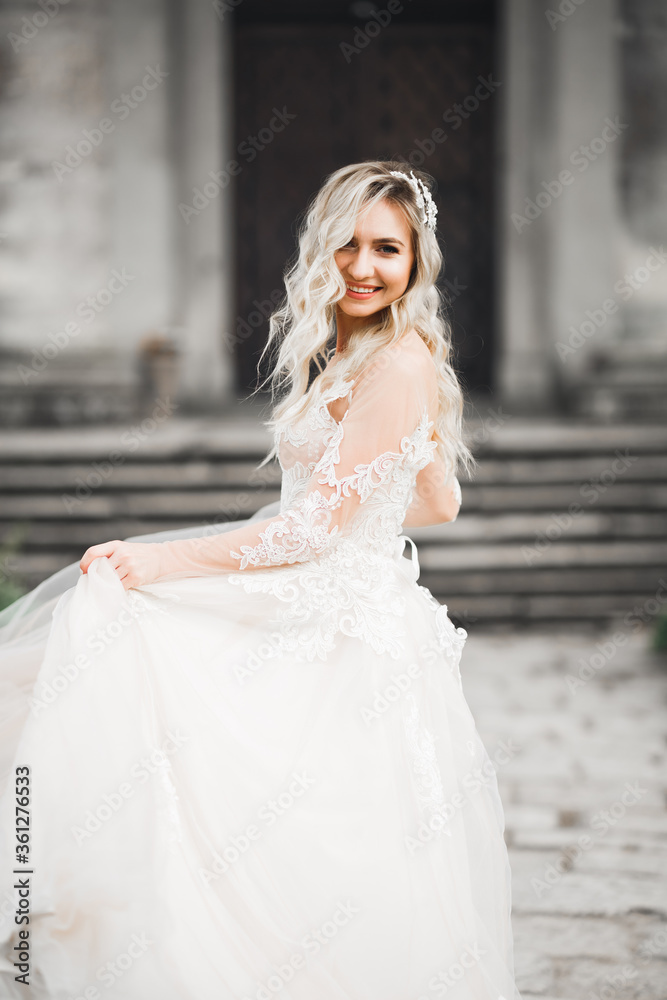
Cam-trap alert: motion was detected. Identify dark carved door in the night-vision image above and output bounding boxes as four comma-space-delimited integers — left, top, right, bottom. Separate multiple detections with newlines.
233, 2, 497, 398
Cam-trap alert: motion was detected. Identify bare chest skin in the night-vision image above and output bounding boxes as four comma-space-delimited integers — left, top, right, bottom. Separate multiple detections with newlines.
325, 394, 350, 424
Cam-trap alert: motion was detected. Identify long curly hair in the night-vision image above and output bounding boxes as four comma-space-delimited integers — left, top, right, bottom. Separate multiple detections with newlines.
252, 159, 475, 483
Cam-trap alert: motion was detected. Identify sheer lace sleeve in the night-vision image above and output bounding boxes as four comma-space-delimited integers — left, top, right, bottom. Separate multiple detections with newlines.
403, 451, 462, 527
153, 341, 440, 580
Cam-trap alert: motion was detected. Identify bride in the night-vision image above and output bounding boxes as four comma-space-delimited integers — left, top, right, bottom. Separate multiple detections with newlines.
0, 161, 521, 999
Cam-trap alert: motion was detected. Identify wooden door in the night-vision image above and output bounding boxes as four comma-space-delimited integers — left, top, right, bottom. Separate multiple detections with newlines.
233, 2, 497, 397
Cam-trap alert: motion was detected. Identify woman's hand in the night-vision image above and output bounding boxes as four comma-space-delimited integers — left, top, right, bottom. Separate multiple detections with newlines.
79, 540, 165, 590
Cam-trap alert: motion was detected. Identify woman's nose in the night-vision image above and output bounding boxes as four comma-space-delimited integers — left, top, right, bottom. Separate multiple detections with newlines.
347, 246, 374, 279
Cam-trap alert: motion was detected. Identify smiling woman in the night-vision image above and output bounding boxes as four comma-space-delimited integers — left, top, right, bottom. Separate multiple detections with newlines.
334, 200, 415, 340
0, 160, 521, 1000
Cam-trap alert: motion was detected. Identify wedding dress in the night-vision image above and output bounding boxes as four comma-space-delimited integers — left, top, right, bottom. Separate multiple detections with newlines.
0, 331, 521, 999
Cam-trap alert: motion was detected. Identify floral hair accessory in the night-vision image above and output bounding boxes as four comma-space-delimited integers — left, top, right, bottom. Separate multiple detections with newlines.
389, 169, 438, 232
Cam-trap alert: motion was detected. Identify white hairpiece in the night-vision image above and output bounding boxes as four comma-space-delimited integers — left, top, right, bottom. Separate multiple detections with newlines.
389, 169, 438, 232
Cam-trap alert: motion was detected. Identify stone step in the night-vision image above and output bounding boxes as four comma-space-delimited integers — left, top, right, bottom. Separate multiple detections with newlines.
5, 548, 667, 592
2, 512, 666, 551
419, 540, 667, 571
412, 511, 667, 542
0, 461, 277, 490
0, 417, 665, 460
4, 556, 664, 628
1, 454, 667, 490
1, 416, 665, 625
1, 484, 666, 520
417, 566, 666, 594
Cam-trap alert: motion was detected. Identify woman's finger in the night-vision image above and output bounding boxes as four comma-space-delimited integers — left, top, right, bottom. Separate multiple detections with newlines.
80, 541, 119, 573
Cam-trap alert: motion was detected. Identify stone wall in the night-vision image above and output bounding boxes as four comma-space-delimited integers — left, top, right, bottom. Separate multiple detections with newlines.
0, 0, 233, 424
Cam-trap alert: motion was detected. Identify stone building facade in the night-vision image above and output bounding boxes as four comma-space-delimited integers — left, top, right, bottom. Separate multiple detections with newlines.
0, 0, 664, 424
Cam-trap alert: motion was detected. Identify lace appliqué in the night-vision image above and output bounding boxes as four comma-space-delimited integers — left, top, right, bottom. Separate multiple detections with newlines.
314, 415, 437, 506
402, 692, 449, 827
154, 756, 183, 852
225, 360, 458, 663
229, 374, 356, 571
415, 586, 468, 689
227, 547, 408, 663
229, 490, 339, 569
227, 411, 438, 662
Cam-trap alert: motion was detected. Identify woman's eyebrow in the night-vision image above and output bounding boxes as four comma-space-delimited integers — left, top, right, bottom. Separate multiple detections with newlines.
372, 237, 405, 246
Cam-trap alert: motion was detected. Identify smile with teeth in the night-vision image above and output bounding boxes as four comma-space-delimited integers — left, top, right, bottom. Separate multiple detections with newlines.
346, 283, 381, 295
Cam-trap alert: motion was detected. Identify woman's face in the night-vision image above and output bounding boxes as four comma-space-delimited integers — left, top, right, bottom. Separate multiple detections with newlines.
334, 198, 415, 325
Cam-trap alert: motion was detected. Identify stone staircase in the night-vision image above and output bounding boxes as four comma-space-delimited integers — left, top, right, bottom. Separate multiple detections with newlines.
1, 405, 666, 629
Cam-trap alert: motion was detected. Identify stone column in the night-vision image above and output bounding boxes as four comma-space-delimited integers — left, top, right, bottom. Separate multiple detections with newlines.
167, 0, 235, 410
496, 0, 621, 414
547, 0, 622, 394
106, 0, 174, 359
496, 0, 556, 412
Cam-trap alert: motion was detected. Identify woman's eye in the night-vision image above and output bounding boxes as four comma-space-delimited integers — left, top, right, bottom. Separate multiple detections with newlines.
379, 245, 399, 254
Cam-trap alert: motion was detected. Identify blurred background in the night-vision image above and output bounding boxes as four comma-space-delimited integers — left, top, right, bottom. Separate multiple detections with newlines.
2, 3, 667, 995
0, 0, 666, 632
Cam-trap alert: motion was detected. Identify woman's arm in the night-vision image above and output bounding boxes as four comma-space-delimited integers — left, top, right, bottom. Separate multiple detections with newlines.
79, 512, 298, 590
81, 344, 438, 589
403, 449, 461, 528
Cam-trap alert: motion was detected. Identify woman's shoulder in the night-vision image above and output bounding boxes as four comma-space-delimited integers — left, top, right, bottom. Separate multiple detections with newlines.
365, 329, 436, 386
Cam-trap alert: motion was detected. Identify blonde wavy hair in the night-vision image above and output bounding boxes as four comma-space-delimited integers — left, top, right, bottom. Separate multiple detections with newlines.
252, 159, 475, 483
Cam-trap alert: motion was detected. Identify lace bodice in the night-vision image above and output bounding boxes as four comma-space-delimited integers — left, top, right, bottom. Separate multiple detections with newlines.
155, 332, 466, 663
274, 367, 437, 563
225, 332, 452, 573
222, 335, 467, 663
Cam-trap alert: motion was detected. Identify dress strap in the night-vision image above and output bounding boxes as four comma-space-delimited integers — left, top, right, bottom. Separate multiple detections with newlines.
395, 533, 421, 582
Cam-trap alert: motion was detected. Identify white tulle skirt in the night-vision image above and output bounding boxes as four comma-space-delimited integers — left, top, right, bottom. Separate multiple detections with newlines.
0, 502, 521, 999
